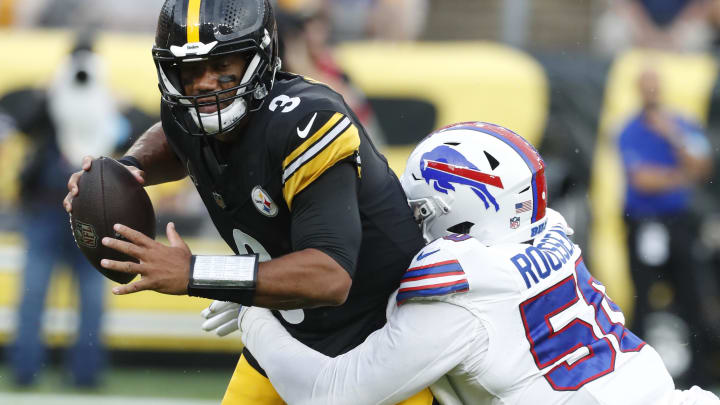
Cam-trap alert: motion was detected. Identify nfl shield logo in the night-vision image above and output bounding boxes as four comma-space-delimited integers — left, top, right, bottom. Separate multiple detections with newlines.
73, 219, 98, 248
510, 216, 520, 229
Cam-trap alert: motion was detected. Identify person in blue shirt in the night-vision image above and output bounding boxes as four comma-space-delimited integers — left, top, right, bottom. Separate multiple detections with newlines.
618, 67, 713, 386
620, 73, 711, 217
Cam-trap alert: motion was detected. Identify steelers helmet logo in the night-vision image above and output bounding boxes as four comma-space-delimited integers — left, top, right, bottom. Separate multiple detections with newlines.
251, 186, 278, 217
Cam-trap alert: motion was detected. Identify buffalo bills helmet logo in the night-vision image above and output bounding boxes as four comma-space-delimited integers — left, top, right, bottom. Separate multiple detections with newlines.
420, 145, 504, 211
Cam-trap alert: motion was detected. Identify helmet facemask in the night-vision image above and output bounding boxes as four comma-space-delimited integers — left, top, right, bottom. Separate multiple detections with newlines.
155, 35, 278, 136
401, 122, 548, 246
153, 0, 281, 137
408, 196, 451, 243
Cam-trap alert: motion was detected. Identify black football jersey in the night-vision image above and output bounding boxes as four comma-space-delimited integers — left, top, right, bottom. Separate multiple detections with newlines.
161, 72, 424, 358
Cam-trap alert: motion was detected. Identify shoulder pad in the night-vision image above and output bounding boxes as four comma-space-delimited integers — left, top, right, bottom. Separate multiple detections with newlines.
396, 238, 472, 306
266, 78, 362, 210
266, 75, 350, 136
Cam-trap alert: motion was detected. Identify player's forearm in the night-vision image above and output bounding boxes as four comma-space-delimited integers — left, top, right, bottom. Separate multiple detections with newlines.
241, 301, 480, 405
241, 308, 332, 405
126, 122, 186, 186
187, 249, 350, 308
252, 248, 351, 309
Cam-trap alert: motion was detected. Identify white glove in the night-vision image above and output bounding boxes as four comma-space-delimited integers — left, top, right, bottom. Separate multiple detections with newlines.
201, 300, 242, 337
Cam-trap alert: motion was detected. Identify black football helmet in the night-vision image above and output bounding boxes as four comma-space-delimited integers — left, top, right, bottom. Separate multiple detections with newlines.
153, 0, 281, 136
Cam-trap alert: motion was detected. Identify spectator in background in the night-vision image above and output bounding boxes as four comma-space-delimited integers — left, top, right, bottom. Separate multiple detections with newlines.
595, 0, 715, 56
618, 67, 713, 386
275, 0, 386, 145
710, 0, 720, 50
327, 0, 427, 42
0, 32, 130, 388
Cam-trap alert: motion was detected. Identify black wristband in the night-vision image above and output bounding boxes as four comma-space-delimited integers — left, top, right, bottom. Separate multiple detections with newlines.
187, 285, 256, 306
117, 155, 144, 172
187, 254, 258, 306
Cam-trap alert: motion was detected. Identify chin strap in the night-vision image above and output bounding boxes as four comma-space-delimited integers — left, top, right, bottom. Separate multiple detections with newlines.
201, 138, 228, 176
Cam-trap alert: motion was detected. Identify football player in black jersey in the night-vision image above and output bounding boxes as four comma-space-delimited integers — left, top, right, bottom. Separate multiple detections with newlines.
64, 0, 432, 404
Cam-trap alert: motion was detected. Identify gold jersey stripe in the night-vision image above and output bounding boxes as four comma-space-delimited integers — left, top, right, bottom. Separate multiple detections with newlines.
282, 116, 350, 183
282, 112, 344, 170
283, 124, 360, 209
301, 75, 329, 87
187, 0, 202, 43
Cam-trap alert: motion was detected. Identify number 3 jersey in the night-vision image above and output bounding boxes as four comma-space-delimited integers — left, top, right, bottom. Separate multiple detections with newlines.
161, 72, 424, 363
398, 208, 674, 404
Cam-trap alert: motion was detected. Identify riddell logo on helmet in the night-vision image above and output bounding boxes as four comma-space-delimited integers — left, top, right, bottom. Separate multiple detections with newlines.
420, 145, 503, 212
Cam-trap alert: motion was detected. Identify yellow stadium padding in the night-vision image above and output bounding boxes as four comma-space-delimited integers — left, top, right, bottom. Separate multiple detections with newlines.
0, 233, 239, 351
590, 49, 717, 313
0, 132, 27, 203
0, 29, 195, 207
0, 32, 550, 173
0, 32, 550, 193
0, 29, 159, 114
335, 41, 550, 174
0, 235, 232, 309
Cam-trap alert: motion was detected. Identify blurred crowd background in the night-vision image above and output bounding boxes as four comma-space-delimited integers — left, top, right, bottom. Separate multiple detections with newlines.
2, 0, 720, 403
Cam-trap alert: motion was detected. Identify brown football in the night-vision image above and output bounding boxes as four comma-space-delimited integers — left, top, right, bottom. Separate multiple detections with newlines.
69, 157, 156, 284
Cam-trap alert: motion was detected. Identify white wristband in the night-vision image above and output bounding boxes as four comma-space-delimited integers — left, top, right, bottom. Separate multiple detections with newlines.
190, 254, 258, 288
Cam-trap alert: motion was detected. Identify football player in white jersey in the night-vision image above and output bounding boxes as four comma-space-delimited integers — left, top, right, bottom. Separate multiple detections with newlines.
206, 122, 720, 405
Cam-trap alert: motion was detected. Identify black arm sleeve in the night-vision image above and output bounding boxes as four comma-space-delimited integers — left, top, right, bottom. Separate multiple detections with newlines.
290, 161, 362, 278
187, 163, 361, 304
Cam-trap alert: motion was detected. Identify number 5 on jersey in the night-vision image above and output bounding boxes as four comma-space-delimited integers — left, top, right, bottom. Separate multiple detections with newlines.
519, 258, 644, 391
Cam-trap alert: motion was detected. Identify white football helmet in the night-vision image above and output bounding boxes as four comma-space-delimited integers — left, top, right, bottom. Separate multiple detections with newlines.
400, 122, 548, 245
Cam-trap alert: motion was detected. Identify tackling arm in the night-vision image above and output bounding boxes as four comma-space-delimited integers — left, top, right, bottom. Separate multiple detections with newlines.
240, 299, 485, 405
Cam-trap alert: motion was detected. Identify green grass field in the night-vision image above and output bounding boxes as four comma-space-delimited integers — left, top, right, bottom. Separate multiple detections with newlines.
0, 364, 231, 404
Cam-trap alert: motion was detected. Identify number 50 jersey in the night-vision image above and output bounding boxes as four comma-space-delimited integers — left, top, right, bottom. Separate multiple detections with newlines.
398, 209, 674, 404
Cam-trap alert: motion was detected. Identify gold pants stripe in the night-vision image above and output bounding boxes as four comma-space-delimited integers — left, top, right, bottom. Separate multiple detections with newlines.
222, 355, 435, 405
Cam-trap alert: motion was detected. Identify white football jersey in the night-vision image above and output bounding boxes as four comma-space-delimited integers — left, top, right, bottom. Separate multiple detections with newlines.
240, 210, 697, 405
395, 209, 674, 404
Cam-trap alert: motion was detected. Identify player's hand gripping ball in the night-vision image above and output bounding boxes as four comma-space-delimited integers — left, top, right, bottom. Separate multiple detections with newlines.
69, 157, 156, 283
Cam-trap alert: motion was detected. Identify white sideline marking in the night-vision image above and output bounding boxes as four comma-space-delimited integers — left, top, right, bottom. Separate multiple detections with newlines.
0, 307, 211, 337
